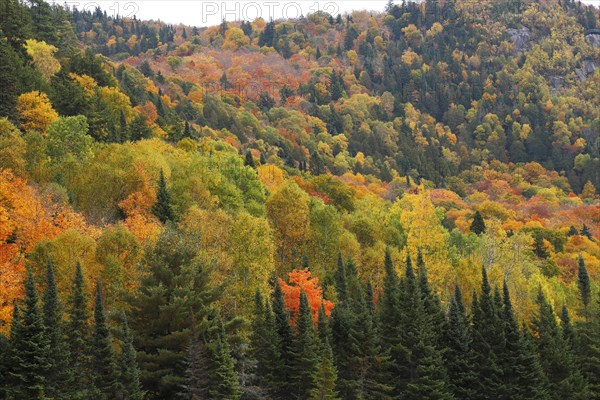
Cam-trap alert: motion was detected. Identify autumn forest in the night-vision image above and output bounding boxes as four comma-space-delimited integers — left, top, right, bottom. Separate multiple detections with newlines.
0, 0, 599, 398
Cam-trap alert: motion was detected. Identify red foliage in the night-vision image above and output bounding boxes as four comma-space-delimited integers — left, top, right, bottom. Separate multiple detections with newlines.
279, 269, 334, 325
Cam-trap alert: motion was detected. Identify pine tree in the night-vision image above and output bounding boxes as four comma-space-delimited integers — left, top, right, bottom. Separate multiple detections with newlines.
533, 289, 589, 400
209, 318, 241, 400
499, 281, 550, 400
379, 247, 400, 359
8, 268, 50, 399
514, 325, 551, 400
470, 267, 503, 398
575, 291, 600, 399
181, 312, 211, 400
0, 329, 8, 399
577, 255, 591, 320
250, 290, 282, 394
272, 280, 294, 398
442, 284, 477, 400
153, 168, 174, 223
560, 304, 575, 347
417, 250, 445, 340
470, 210, 486, 234
92, 281, 119, 399
309, 338, 340, 400
290, 292, 320, 399
317, 303, 331, 346
119, 312, 144, 400
128, 227, 222, 398
67, 262, 93, 399
43, 260, 71, 400
244, 151, 256, 168
398, 255, 454, 400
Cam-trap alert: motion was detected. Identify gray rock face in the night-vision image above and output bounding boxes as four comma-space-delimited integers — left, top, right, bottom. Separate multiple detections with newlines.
575, 60, 598, 81
585, 33, 600, 49
507, 26, 531, 54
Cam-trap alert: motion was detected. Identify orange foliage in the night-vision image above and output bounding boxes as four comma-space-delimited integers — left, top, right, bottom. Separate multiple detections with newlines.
279, 269, 334, 325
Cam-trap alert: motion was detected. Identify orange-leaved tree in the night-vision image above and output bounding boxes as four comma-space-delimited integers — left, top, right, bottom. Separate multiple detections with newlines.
279, 268, 334, 325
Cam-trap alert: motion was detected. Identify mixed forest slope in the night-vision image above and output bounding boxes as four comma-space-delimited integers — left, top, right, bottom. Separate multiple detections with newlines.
0, 0, 599, 399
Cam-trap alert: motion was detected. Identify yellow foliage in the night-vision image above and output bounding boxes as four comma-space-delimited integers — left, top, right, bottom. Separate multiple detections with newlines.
16, 91, 58, 134
25, 39, 61, 81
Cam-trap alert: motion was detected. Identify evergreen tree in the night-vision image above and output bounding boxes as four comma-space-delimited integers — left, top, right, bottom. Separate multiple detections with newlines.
181, 313, 211, 400
397, 255, 454, 400
119, 312, 144, 400
272, 279, 294, 398
290, 292, 320, 399
442, 284, 477, 400
378, 247, 400, 358
92, 281, 119, 399
8, 268, 50, 399
244, 151, 256, 168
577, 255, 592, 320
250, 290, 282, 394
576, 292, 600, 399
560, 304, 575, 347
533, 289, 589, 400
0, 329, 8, 399
128, 226, 222, 398
470, 267, 503, 398
417, 250, 445, 339
43, 260, 71, 400
499, 281, 550, 399
309, 338, 340, 400
514, 325, 551, 400
152, 168, 174, 223
209, 318, 241, 400
67, 262, 93, 399
470, 210, 486, 234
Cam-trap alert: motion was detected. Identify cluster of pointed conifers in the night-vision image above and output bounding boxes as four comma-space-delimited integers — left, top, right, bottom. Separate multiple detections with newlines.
250, 250, 600, 400
0, 262, 144, 400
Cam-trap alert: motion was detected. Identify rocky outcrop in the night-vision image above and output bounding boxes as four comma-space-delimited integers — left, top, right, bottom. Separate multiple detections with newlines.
575, 59, 598, 81
508, 26, 531, 54
585, 32, 600, 48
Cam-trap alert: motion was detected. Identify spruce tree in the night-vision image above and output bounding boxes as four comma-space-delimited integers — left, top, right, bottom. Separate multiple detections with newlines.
417, 250, 445, 340
67, 262, 93, 399
181, 313, 211, 400
128, 227, 222, 398
43, 260, 71, 400
378, 247, 400, 364
470, 211, 486, 234
272, 280, 294, 397
8, 268, 50, 399
442, 284, 477, 400
470, 267, 503, 399
153, 168, 174, 223
0, 330, 8, 399
250, 290, 282, 394
309, 338, 340, 400
244, 151, 256, 168
209, 318, 241, 400
290, 292, 320, 399
514, 325, 550, 400
119, 312, 144, 400
92, 281, 119, 399
398, 255, 454, 400
577, 255, 591, 320
533, 289, 589, 400
576, 292, 600, 399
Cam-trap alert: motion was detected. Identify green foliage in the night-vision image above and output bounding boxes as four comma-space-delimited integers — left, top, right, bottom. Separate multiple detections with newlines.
152, 168, 174, 223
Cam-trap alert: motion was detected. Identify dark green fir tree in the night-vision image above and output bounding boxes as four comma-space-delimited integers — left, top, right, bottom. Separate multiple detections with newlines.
91, 281, 119, 399
470, 210, 486, 234
153, 168, 174, 223
8, 268, 50, 399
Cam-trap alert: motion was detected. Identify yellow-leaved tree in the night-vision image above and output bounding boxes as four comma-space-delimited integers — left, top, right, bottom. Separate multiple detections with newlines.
16, 91, 58, 134
25, 39, 61, 81
389, 186, 453, 295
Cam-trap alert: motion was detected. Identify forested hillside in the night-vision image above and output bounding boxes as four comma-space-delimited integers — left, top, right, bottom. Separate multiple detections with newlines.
0, 0, 599, 398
